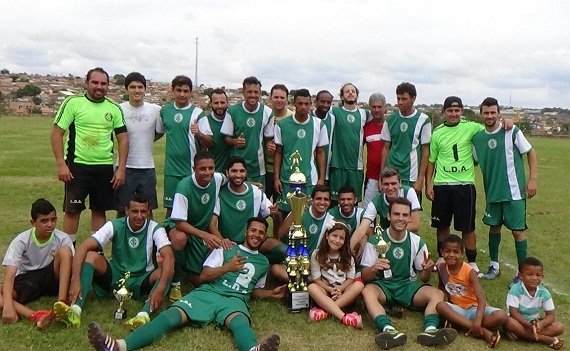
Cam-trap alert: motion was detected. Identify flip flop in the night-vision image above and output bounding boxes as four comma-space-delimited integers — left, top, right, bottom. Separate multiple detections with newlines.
548, 337, 564, 350
488, 330, 501, 349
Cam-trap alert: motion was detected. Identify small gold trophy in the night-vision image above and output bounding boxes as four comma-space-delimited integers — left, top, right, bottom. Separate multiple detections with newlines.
373, 226, 393, 280
113, 271, 133, 319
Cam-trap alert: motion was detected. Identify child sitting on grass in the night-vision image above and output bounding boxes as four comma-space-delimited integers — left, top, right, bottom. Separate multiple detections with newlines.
308, 221, 364, 329
435, 234, 507, 348
506, 257, 565, 349
0, 198, 73, 329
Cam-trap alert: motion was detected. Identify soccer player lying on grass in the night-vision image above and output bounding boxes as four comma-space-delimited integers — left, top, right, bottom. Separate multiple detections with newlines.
87, 217, 285, 351
435, 234, 507, 348
0, 198, 73, 329
54, 194, 174, 330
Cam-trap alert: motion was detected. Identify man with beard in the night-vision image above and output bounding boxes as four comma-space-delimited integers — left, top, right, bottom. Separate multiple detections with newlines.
87, 217, 284, 351
204, 88, 232, 173
311, 90, 335, 182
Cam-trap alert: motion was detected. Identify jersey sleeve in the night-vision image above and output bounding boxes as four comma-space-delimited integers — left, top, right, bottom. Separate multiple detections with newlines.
360, 243, 378, 268
363, 201, 378, 221
310, 251, 321, 280
53, 96, 76, 130
513, 129, 532, 154
170, 192, 189, 222
254, 273, 267, 289
506, 287, 521, 308
198, 116, 213, 136
379, 121, 391, 142
152, 225, 171, 251
220, 113, 235, 136
406, 189, 421, 211
91, 221, 115, 248
213, 196, 221, 216
542, 288, 555, 312
203, 247, 224, 268
273, 124, 283, 146
2, 235, 25, 267
428, 132, 439, 163
263, 108, 275, 138
420, 120, 432, 144
346, 257, 356, 279
155, 106, 164, 133
413, 242, 429, 271
317, 122, 329, 147
112, 104, 126, 130
258, 192, 272, 218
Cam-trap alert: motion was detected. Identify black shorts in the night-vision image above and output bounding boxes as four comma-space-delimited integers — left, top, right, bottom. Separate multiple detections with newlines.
13, 261, 59, 304
63, 161, 114, 213
430, 184, 476, 232
114, 168, 158, 211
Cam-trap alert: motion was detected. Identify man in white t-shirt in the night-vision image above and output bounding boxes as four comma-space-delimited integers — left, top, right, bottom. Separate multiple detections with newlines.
115, 72, 164, 218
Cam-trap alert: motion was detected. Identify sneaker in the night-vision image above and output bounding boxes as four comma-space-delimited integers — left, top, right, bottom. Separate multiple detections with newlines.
250, 333, 280, 351
309, 307, 328, 322
483, 265, 501, 280
509, 275, 521, 289
468, 262, 481, 275
53, 301, 81, 328
375, 329, 407, 349
342, 312, 362, 329
169, 284, 182, 303
125, 314, 150, 330
29, 310, 55, 330
416, 328, 458, 346
87, 322, 120, 351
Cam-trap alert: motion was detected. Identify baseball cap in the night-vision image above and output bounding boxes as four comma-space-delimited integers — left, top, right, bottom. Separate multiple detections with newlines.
443, 96, 463, 110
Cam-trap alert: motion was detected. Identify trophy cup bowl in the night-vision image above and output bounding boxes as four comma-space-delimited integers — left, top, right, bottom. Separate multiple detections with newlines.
372, 227, 393, 280
113, 272, 133, 319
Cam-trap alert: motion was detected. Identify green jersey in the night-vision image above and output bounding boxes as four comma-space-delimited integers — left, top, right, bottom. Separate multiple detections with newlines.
472, 125, 532, 202
330, 106, 367, 170
265, 109, 293, 172
312, 111, 335, 179
213, 183, 272, 243
205, 112, 232, 173
92, 217, 170, 277
221, 102, 274, 177
328, 206, 365, 235
363, 186, 421, 229
159, 103, 208, 177
200, 245, 269, 303
302, 208, 334, 255
53, 95, 126, 165
360, 228, 428, 285
274, 115, 329, 185
380, 110, 431, 182
430, 120, 484, 184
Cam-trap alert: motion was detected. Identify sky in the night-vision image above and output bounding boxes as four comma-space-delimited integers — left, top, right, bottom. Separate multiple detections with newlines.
2, 0, 570, 109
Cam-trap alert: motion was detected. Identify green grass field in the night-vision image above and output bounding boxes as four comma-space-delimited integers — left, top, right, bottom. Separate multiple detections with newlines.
0, 116, 567, 351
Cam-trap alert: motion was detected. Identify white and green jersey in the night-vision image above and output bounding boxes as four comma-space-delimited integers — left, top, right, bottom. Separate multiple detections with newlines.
204, 112, 232, 172
158, 103, 210, 177
200, 245, 269, 303
274, 115, 328, 185
472, 125, 532, 202
3, 228, 74, 276
92, 217, 170, 276
328, 206, 365, 236
312, 111, 335, 179
430, 120, 484, 184
221, 102, 274, 177
363, 186, 421, 229
380, 110, 431, 182
360, 228, 428, 284
302, 208, 334, 255
330, 106, 367, 170
213, 183, 272, 243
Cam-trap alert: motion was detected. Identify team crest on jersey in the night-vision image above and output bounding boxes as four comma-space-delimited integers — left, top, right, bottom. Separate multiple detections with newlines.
400, 122, 408, 132
309, 224, 318, 235
393, 247, 404, 259
128, 236, 140, 248
201, 194, 211, 204
236, 200, 247, 211
174, 113, 183, 123
297, 129, 306, 139
246, 117, 256, 127
488, 139, 497, 149
347, 114, 355, 123
104, 113, 113, 122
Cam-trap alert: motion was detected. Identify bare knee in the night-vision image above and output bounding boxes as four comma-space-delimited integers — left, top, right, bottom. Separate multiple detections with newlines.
169, 229, 188, 250
56, 246, 73, 260
85, 251, 101, 265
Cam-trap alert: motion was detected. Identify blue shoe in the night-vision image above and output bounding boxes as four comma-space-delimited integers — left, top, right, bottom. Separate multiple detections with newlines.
509, 275, 521, 289
483, 266, 500, 280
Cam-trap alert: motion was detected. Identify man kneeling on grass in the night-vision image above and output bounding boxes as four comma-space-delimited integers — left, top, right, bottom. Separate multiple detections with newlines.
54, 194, 174, 330
87, 216, 285, 351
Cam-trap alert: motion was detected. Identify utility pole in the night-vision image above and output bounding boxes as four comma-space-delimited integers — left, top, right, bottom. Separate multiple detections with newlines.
195, 37, 199, 89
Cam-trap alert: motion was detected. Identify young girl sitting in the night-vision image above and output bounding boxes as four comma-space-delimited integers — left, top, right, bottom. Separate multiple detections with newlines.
308, 221, 364, 329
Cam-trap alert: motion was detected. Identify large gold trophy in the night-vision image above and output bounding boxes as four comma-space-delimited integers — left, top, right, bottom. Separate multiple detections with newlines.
285, 150, 310, 313
373, 226, 392, 280
113, 271, 133, 319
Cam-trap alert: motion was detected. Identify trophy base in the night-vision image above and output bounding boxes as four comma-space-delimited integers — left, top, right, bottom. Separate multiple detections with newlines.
379, 269, 393, 280
114, 309, 127, 320
285, 290, 310, 313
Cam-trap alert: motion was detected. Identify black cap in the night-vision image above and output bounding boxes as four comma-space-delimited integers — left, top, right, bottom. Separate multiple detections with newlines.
443, 96, 463, 110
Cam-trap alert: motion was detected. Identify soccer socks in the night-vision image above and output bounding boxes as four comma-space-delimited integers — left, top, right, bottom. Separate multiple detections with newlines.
227, 313, 257, 351
124, 307, 183, 351
423, 314, 440, 330
172, 249, 186, 282
515, 239, 528, 263
465, 249, 477, 263
374, 315, 394, 332
75, 262, 95, 308
436, 241, 443, 257
488, 232, 501, 262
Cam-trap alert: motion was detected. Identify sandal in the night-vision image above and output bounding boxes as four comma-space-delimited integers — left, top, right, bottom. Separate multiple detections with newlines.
549, 337, 564, 350
488, 330, 501, 349
505, 331, 518, 341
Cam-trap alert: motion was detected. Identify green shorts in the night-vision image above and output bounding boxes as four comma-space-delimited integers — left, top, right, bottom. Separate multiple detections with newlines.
329, 168, 364, 200
164, 175, 185, 208
483, 200, 527, 231
93, 264, 151, 301
172, 289, 249, 328
373, 279, 426, 308
181, 236, 209, 274
277, 183, 314, 212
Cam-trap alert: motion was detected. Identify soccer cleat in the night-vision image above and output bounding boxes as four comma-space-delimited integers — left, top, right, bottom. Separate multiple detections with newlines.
29, 310, 55, 330
309, 307, 328, 322
87, 322, 120, 351
342, 312, 363, 329
416, 328, 458, 346
53, 301, 81, 328
125, 314, 150, 330
468, 262, 481, 276
375, 329, 407, 349
169, 284, 182, 303
249, 333, 280, 351
483, 265, 501, 280
509, 275, 521, 289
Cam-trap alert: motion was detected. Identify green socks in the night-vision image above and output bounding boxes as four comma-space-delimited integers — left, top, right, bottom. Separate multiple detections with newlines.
488, 232, 501, 262
228, 313, 257, 351
374, 315, 393, 332
515, 239, 528, 263
125, 307, 183, 351
423, 314, 440, 330
76, 262, 95, 308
